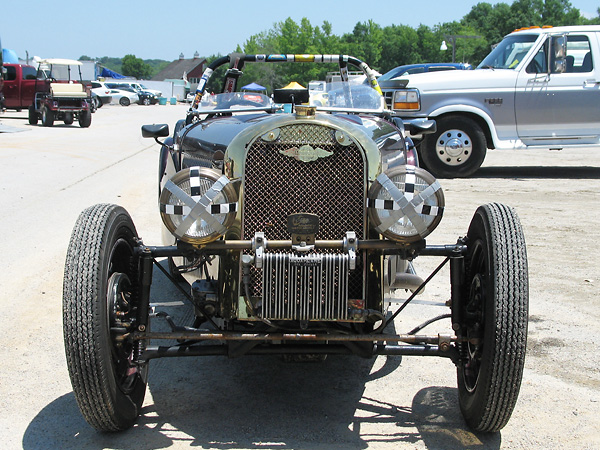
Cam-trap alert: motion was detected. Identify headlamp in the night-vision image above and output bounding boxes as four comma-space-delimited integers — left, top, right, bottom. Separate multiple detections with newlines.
368, 166, 444, 243
392, 89, 420, 110
159, 167, 237, 244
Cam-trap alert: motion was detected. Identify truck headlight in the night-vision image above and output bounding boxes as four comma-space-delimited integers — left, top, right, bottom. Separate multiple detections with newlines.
160, 167, 237, 244
368, 166, 444, 243
392, 89, 420, 110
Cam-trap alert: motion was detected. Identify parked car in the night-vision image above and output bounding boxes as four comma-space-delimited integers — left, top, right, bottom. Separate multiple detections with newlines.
107, 80, 162, 97
28, 58, 92, 127
136, 89, 159, 105
126, 81, 162, 98
112, 88, 139, 106
379, 62, 472, 81
106, 83, 158, 105
89, 81, 112, 108
64, 53, 529, 434
91, 80, 138, 106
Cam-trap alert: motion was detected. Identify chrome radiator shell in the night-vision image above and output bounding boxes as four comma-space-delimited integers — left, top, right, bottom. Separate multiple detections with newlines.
219, 114, 387, 320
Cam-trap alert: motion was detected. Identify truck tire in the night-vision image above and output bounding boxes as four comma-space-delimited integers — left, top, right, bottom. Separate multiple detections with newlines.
457, 203, 528, 432
63, 204, 148, 431
421, 115, 486, 178
28, 104, 38, 125
41, 105, 54, 127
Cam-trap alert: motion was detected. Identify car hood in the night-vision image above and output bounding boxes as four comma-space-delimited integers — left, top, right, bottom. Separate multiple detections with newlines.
180, 112, 401, 156
382, 68, 519, 92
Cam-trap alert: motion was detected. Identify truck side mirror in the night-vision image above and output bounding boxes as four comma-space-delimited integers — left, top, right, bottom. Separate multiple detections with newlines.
550, 35, 567, 73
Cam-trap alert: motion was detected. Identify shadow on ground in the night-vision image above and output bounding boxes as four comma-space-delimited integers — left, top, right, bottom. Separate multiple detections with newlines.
23, 263, 502, 450
474, 165, 600, 179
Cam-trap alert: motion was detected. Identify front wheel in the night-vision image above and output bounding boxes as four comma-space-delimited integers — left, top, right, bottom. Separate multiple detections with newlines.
119, 96, 130, 106
28, 104, 38, 125
63, 204, 148, 431
63, 112, 74, 125
457, 203, 528, 432
420, 115, 486, 178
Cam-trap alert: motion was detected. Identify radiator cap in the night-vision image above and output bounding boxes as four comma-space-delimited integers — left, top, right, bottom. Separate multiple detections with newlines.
295, 105, 316, 117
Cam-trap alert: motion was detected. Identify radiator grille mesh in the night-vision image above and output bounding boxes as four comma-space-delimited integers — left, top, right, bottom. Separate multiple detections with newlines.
242, 123, 366, 319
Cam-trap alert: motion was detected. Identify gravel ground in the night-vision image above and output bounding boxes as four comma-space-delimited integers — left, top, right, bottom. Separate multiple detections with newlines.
0, 105, 599, 449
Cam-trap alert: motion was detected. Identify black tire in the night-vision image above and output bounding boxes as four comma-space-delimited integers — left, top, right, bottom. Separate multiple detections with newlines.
457, 203, 528, 432
119, 96, 130, 106
91, 96, 101, 111
142, 97, 151, 106
63, 204, 148, 431
421, 115, 486, 178
28, 104, 38, 125
79, 110, 92, 128
41, 105, 54, 127
64, 112, 74, 125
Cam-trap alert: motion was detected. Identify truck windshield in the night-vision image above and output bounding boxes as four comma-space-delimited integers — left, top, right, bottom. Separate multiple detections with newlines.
477, 34, 538, 69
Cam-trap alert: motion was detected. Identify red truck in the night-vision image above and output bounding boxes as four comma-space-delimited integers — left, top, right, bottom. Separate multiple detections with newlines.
1, 63, 40, 111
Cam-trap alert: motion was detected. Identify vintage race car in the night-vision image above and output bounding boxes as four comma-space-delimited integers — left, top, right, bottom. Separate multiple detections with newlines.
63, 54, 529, 433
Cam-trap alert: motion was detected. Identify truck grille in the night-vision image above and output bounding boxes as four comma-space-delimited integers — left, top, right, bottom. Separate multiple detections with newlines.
243, 123, 365, 320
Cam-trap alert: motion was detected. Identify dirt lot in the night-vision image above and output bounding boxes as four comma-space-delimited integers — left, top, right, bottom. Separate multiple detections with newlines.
0, 105, 599, 450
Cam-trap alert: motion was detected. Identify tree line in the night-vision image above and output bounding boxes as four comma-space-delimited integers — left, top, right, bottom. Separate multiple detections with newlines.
86, 0, 599, 89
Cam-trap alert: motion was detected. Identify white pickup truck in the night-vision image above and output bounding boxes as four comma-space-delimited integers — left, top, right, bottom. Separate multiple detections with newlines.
383, 25, 600, 177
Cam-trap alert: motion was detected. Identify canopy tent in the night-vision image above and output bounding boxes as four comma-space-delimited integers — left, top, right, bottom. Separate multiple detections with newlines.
2, 48, 19, 64
241, 82, 266, 92
282, 81, 305, 89
100, 67, 126, 79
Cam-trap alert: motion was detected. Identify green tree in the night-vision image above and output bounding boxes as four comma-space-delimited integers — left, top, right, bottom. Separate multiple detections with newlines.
379, 25, 421, 73
121, 54, 153, 79
196, 1, 597, 92
342, 20, 383, 68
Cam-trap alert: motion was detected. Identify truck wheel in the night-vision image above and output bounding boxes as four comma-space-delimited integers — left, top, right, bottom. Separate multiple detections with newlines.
457, 203, 528, 432
64, 113, 74, 125
421, 115, 486, 178
119, 96, 130, 106
79, 110, 92, 128
63, 204, 148, 431
28, 104, 38, 125
41, 106, 54, 127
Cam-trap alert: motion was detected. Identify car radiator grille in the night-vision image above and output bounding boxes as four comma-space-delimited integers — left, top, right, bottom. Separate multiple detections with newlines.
243, 123, 365, 321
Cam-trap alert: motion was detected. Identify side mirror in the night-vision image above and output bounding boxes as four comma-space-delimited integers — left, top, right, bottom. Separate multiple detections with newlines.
141, 123, 169, 138
550, 34, 568, 74
552, 35, 567, 58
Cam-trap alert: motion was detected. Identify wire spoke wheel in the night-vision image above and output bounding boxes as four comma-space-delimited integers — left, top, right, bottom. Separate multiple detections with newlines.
457, 203, 528, 432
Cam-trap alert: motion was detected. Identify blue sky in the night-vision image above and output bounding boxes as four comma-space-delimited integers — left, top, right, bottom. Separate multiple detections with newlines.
2, 0, 598, 62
